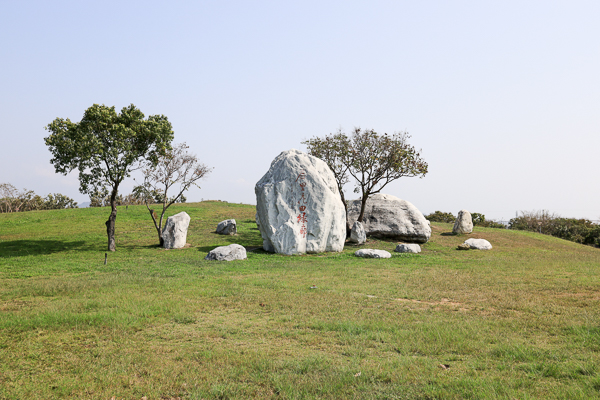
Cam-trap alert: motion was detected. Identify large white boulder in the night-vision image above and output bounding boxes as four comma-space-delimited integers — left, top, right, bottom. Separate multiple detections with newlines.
346, 194, 431, 243
205, 244, 247, 261
162, 212, 190, 249
453, 210, 473, 234
255, 149, 346, 255
464, 238, 492, 250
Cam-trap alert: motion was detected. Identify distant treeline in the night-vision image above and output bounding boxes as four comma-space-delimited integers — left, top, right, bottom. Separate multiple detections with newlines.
0, 183, 188, 213
425, 210, 600, 247
425, 210, 506, 229
509, 210, 600, 247
87, 188, 186, 207
0, 183, 77, 213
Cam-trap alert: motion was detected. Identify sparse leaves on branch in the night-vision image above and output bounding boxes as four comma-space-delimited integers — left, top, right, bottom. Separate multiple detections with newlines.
302, 129, 351, 211
134, 143, 212, 246
303, 127, 428, 223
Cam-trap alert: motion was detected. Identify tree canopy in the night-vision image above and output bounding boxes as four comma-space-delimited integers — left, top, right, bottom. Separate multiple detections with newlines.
301, 129, 350, 212
303, 128, 428, 224
45, 103, 174, 251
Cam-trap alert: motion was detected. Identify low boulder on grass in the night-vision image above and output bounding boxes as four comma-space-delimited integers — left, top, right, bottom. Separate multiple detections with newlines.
216, 219, 237, 235
205, 244, 247, 261
464, 238, 492, 250
354, 249, 391, 259
395, 243, 421, 253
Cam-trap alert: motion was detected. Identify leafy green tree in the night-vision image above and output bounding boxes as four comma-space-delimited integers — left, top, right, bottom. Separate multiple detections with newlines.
304, 128, 428, 223
134, 143, 211, 246
43, 193, 78, 210
45, 104, 173, 251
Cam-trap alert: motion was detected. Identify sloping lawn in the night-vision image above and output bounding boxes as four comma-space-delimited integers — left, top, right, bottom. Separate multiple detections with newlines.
1, 202, 599, 399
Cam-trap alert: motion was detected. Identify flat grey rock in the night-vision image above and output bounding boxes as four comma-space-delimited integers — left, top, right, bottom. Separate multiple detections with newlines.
255, 149, 346, 255
453, 210, 473, 234
216, 219, 237, 235
354, 249, 392, 259
204, 244, 247, 261
348, 221, 366, 244
347, 194, 431, 243
162, 212, 190, 249
464, 238, 492, 250
395, 243, 421, 253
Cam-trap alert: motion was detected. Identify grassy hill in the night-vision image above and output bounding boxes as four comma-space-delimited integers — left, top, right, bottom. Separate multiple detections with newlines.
1, 202, 599, 399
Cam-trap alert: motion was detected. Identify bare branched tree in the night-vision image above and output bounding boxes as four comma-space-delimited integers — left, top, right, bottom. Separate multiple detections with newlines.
135, 143, 212, 246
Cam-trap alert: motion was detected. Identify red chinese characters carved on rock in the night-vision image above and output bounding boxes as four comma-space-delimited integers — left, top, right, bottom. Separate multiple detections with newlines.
296, 170, 308, 238
297, 212, 307, 224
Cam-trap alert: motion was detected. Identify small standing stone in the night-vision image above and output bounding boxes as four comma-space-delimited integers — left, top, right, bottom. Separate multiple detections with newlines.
457, 243, 471, 250
216, 219, 237, 235
349, 221, 366, 244
354, 249, 392, 259
395, 243, 421, 253
162, 212, 191, 249
204, 244, 247, 261
453, 210, 473, 234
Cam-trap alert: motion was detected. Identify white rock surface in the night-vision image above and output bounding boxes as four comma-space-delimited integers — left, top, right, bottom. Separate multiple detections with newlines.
354, 249, 392, 259
464, 238, 492, 250
255, 149, 346, 255
349, 221, 366, 244
346, 194, 431, 243
453, 210, 473, 234
395, 243, 421, 253
216, 219, 237, 235
162, 212, 190, 249
204, 244, 247, 261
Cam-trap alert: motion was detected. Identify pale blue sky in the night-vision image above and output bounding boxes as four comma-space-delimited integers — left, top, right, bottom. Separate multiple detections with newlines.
1, 1, 599, 221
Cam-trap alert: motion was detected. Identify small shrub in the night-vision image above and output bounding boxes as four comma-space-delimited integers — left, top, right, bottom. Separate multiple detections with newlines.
509, 210, 600, 247
425, 211, 456, 223
471, 212, 506, 229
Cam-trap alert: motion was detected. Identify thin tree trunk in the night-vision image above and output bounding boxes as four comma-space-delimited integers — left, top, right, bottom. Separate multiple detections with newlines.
357, 194, 369, 223
105, 187, 118, 252
339, 189, 352, 237
148, 208, 164, 247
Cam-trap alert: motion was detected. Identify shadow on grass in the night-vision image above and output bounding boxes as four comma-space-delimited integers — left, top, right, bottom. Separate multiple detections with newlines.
0, 240, 92, 258
196, 244, 267, 253
441, 232, 458, 236
119, 242, 162, 250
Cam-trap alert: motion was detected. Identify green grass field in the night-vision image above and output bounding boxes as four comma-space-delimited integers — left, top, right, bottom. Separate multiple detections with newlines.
1, 202, 599, 399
